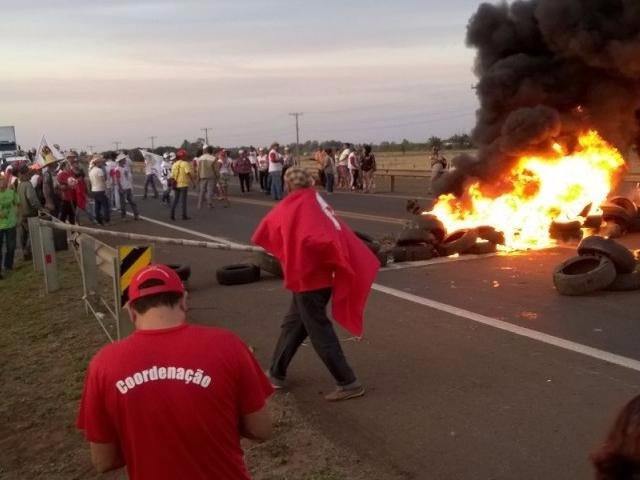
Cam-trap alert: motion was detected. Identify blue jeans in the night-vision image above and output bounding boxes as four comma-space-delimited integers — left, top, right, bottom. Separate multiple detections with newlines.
0, 227, 17, 272
270, 172, 283, 200
325, 173, 335, 193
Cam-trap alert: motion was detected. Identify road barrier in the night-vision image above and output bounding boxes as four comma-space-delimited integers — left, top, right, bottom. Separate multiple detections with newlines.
29, 218, 264, 341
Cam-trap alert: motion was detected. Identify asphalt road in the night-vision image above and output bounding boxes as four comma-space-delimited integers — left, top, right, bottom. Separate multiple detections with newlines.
97, 176, 640, 479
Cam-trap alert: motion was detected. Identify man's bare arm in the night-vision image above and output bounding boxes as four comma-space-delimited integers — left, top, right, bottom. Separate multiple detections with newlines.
89, 442, 125, 473
240, 405, 272, 443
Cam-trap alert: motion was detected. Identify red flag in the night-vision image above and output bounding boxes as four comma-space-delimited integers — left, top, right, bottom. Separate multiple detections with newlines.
252, 188, 379, 336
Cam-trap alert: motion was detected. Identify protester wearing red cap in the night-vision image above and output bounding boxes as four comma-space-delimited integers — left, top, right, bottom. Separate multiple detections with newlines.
77, 264, 273, 479
170, 149, 195, 221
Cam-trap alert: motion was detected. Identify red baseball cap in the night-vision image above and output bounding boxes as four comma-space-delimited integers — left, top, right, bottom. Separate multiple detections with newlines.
176, 149, 188, 159
127, 264, 185, 304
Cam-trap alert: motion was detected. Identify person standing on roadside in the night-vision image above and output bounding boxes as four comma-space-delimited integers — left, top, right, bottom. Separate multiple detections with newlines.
323, 148, 336, 194
142, 153, 159, 200
77, 263, 273, 479
217, 149, 232, 207
89, 156, 110, 226
57, 155, 79, 224
360, 145, 377, 193
0, 174, 19, 280
160, 153, 173, 204
115, 155, 140, 221
253, 167, 379, 401
257, 147, 269, 193
348, 148, 360, 191
17, 166, 42, 260
337, 144, 351, 190
282, 146, 294, 181
42, 157, 61, 216
196, 145, 218, 209
170, 149, 195, 220
268, 143, 283, 201
248, 146, 259, 183
234, 149, 253, 194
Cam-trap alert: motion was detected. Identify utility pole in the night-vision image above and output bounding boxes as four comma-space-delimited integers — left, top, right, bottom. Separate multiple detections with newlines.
149, 136, 157, 150
289, 112, 303, 160
201, 128, 212, 145
113, 141, 121, 151
86, 145, 95, 153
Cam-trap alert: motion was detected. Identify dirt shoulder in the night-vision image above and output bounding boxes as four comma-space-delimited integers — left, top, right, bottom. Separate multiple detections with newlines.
0, 252, 403, 480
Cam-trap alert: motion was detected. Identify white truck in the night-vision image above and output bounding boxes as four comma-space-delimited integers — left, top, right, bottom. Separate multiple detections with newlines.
0, 126, 26, 166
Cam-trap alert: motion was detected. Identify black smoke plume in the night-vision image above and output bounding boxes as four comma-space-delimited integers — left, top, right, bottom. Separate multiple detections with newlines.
433, 0, 640, 196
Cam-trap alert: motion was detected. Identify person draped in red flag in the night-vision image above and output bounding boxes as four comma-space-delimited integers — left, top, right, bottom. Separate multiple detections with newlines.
252, 167, 379, 402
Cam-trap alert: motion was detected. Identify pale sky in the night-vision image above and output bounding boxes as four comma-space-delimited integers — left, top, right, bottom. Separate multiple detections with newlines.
2, 0, 481, 151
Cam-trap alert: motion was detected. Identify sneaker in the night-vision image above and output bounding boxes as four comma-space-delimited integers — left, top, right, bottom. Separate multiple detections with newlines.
324, 385, 365, 402
265, 371, 285, 390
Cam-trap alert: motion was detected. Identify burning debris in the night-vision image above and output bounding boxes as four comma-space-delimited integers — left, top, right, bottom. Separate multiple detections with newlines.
428, 0, 640, 250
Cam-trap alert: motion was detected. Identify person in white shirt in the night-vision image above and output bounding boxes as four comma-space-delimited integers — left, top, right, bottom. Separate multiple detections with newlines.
268, 143, 283, 200
115, 155, 139, 220
104, 157, 119, 210
160, 153, 172, 204
143, 153, 159, 199
217, 149, 232, 207
348, 149, 361, 191
257, 148, 269, 193
248, 146, 259, 183
88, 155, 110, 225
337, 144, 351, 190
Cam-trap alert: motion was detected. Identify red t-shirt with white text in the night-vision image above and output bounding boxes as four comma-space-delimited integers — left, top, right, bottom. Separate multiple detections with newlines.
77, 323, 273, 480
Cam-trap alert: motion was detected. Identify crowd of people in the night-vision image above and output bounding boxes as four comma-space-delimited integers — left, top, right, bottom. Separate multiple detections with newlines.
313, 143, 378, 194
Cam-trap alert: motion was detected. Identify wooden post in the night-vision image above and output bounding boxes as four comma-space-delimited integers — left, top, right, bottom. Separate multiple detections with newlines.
390, 175, 396, 193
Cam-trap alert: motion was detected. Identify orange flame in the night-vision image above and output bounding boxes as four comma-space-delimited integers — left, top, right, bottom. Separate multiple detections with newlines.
429, 131, 625, 250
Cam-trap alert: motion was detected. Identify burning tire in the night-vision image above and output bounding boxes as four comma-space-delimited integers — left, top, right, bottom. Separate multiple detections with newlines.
583, 214, 603, 229
216, 264, 261, 286
392, 244, 437, 263
476, 226, 505, 245
464, 241, 498, 255
396, 228, 436, 247
254, 251, 283, 278
609, 197, 637, 219
601, 203, 633, 228
549, 220, 583, 242
553, 255, 616, 296
605, 271, 640, 292
437, 229, 478, 257
577, 236, 636, 274
355, 231, 381, 253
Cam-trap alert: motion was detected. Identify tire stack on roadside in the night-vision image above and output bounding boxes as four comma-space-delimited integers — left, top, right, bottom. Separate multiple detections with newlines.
553, 236, 640, 296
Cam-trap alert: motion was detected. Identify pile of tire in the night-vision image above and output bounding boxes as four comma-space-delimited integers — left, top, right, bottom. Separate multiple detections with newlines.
598, 197, 639, 238
392, 215, 443, 263
354, 231, 389, 267
438, 226, 505, 257
553, 235, 640, 296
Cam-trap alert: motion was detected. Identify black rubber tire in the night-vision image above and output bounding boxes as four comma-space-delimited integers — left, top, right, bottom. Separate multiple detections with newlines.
553, 255, 616, 296
549, 221, 583, 242
464, 241, 497, 255
628, 217, 640, 233
413, 215, 447, 243
254, 251, 283, 278
392, 244, 437, 263
216, 264, 261, 286
406, 199, 422, 215
476, 226, 505, 245
601, 203, 633, 227
354, 231, 381, 254
577, 236, 637, 274
583, 214, 603, 229
605, 271, 640, 292
376, 251, 389, 267
53, 228, 68, 251
167, 264, 191, 282
437, 229, 478, 257
609, 197, 638, 218
396, 228, 436, 247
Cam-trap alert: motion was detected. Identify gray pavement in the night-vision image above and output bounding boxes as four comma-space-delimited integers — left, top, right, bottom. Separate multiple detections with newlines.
95, 176, 640, 479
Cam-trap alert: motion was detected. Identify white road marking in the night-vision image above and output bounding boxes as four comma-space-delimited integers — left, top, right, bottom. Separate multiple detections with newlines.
128, 197, 640, 373
371, 283, 640, 373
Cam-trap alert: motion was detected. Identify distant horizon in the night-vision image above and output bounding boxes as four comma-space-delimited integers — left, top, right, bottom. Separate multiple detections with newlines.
2, 1, 482, 151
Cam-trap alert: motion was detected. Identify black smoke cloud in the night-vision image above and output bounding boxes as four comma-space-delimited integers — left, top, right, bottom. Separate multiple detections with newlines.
434, 0, 640, 196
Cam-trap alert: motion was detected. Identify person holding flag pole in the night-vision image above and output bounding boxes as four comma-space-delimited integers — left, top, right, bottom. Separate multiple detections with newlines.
252, 167, 379, 402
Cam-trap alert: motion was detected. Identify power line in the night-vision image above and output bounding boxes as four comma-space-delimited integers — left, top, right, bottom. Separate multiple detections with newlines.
113, 141, 121, 151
